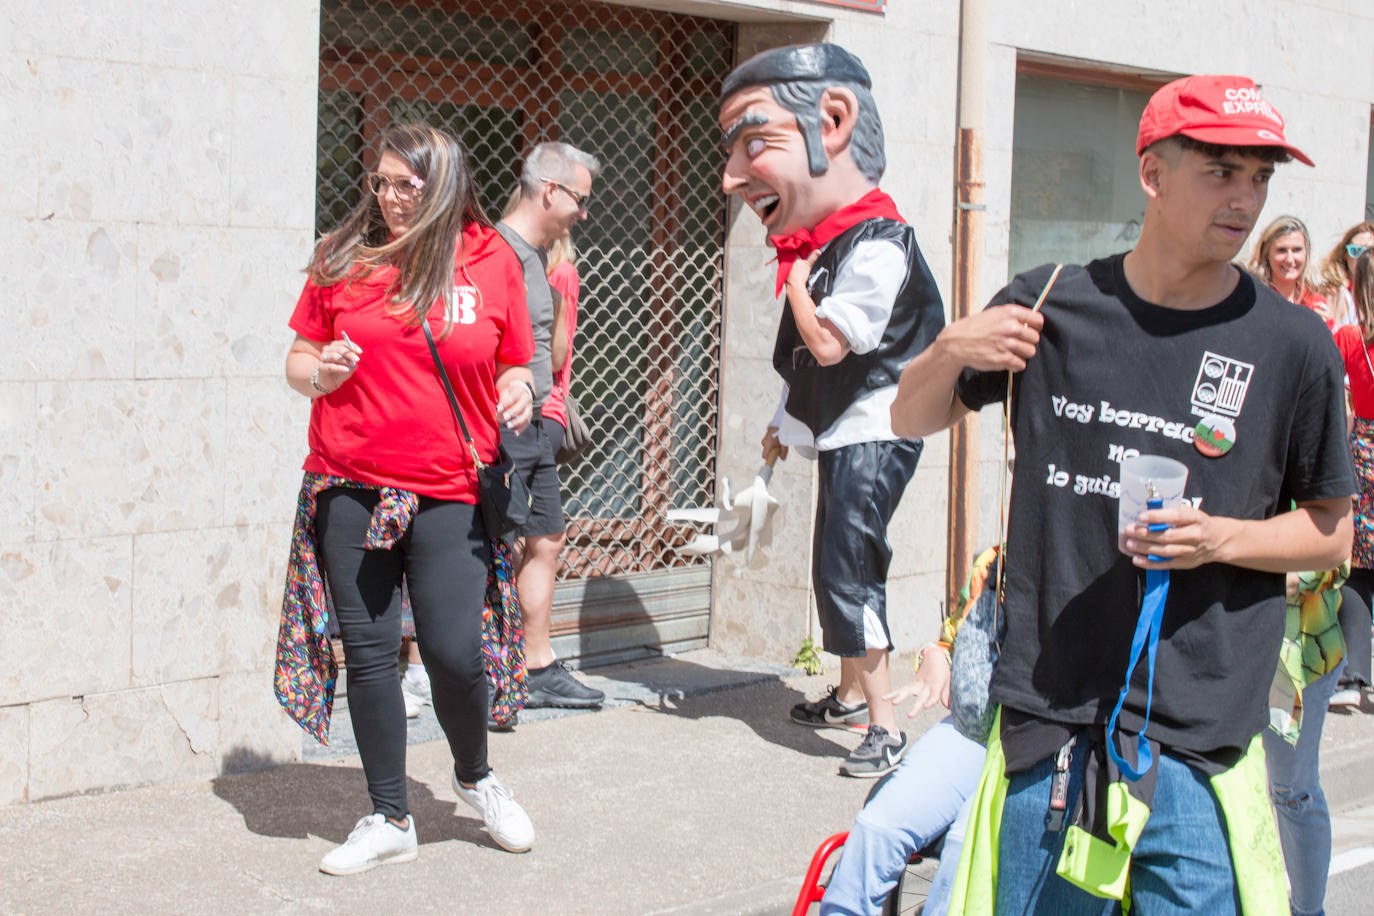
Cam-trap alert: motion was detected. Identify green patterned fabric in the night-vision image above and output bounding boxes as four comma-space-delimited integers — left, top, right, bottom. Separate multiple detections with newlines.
1270, 563, 1347, 744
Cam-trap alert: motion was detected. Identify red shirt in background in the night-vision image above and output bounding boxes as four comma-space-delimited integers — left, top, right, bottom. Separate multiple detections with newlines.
289, 222, 535, 502
1336, 323, 1374, 420
1295, 287, 1333, 330
540, 260, 580, 429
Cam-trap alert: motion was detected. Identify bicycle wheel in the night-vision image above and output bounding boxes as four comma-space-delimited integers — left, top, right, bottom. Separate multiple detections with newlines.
881, 855, 937, 916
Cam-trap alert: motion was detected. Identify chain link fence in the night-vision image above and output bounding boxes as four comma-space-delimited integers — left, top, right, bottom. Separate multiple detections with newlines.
316, 0, 732, 581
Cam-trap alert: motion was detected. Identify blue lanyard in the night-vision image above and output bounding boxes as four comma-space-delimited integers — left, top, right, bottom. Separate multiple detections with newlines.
1106, 499, 1169, 781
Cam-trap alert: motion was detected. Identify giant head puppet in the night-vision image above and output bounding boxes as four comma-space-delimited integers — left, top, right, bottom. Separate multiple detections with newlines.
718, 43, 886, 240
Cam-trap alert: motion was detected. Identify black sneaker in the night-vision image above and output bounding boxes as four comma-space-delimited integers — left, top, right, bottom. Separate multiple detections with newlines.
790, 686, 869, 730
524, 661, 605, 709
839, 725, 907, 778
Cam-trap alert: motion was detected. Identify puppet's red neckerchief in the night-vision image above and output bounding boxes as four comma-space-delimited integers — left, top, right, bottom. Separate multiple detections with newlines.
768, 188, 904, 296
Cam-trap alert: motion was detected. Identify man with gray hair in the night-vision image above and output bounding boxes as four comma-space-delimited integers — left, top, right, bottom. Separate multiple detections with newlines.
497, 141, 604, 711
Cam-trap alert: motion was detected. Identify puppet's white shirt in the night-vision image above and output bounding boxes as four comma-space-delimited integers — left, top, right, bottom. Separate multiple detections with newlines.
770, 238, 910, 456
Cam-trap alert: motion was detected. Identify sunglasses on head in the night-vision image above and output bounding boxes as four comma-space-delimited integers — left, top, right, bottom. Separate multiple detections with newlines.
1347, 243, 1371, 259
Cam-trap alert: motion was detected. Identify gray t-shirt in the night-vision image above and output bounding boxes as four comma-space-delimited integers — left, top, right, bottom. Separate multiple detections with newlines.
496, 221, 554, 407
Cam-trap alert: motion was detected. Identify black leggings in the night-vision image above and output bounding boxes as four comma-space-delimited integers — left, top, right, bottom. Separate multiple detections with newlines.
316, 488, 490, 818
1341, 568, 1374, 686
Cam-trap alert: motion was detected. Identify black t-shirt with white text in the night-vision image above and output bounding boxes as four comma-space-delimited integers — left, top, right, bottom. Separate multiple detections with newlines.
955, 254, 1353, 766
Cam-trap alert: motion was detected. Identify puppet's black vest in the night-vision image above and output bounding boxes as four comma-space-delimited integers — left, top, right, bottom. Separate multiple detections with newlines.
772, 218, 943, 437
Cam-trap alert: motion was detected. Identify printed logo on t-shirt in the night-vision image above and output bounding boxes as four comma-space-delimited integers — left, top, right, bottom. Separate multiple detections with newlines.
447, 285, 479, 325
1189, 351, 1253, 418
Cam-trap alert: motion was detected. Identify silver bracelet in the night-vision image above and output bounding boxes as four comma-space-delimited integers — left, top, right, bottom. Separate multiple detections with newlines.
519, 380, 535, 399
310, 367, 328, 394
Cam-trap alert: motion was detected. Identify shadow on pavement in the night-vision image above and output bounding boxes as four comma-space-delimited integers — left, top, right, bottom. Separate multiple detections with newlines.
210, 754, 489, 848
647, 679, 861, 760
586, 654, 860, 761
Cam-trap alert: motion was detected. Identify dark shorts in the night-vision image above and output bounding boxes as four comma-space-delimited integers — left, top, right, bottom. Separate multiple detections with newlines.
812, 438, 924, 657
501, 411, 566, 538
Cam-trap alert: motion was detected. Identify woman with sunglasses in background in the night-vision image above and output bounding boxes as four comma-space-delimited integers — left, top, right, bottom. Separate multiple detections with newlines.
282, 123, 537, 874
1332, 249, 1374, 708
1249, 215, 1332, 326
1318, 221, 1374, 329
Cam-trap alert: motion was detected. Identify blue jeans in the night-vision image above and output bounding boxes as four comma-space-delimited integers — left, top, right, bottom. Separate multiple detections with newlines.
1263, 664, 1343, 916
820, 718, 985, 916
995, 735, 1240, 915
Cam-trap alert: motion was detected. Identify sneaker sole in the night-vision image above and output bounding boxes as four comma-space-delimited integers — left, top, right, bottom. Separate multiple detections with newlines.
319, 847, 418, 876
790, 713, 870, 732
523, 692, 604, 709
489, 832, 534, 853
838, 761, 902, 779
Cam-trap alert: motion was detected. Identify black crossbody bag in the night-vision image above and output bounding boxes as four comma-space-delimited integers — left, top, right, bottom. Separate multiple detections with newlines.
422, 322, 531, 539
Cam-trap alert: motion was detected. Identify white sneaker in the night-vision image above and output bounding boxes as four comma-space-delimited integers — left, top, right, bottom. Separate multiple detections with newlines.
319, 813, 418, 876
453, 772, 534, 853
1330, 687, 1362, 708
402, 670, 432, 718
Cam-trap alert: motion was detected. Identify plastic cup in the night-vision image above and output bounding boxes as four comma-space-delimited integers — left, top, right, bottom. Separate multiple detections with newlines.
1117, 455, 1188, 554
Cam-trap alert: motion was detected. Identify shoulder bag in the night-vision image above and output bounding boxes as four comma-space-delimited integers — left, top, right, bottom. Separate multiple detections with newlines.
555, 394, 592, 465
484, 537, 528, 726
422, 322, 531, 539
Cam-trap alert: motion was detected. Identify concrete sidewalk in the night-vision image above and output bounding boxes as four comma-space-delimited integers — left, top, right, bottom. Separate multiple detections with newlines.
2, 650, 1372, 915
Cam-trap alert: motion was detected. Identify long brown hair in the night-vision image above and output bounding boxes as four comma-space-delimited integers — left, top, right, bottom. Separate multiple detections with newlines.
1248, 215, 1317, 300
1319, 220, 1374, 295
307, 123, 490, 336
1355, 251, 1374, 343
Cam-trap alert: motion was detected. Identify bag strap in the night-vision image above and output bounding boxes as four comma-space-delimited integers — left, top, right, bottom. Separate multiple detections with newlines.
421, 321, 486, 471
994, 264, 1063, 634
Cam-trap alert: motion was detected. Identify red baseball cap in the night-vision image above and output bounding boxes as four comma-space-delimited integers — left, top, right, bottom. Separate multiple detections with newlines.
1136, 75, 1313, 166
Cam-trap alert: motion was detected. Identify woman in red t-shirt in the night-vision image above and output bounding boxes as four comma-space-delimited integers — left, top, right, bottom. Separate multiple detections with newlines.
1318, 221, 1374, 330
1249, 215, 1332, 326
283, 124, 536, 873
1333, 251, 1374, 703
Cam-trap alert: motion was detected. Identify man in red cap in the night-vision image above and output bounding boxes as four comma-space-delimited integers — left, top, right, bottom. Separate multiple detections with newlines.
892, 75, 1353, 911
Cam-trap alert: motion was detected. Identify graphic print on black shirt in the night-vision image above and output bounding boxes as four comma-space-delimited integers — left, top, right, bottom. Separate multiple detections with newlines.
955, 254, 1353, 760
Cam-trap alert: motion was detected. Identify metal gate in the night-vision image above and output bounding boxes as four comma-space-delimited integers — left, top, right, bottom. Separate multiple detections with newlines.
316, 0, 732, 663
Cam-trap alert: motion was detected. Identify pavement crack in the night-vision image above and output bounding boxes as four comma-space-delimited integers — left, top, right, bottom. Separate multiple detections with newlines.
240, 868, 299, 905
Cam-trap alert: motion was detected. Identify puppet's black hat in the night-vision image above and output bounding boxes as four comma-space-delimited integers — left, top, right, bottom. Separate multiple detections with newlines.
720, 43, 872, 102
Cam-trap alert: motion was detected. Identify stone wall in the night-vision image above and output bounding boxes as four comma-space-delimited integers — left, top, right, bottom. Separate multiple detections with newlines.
0, 0, 320, 802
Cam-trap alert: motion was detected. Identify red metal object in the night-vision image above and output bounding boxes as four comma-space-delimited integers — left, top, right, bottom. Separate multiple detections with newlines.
792, 831, 850, 916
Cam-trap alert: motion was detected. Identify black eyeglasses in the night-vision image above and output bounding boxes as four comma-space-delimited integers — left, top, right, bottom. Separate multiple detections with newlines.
1347, 243, 1371, 260
540, 177, 591, 209
367, 172, 423, 202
